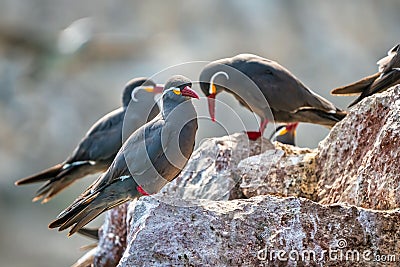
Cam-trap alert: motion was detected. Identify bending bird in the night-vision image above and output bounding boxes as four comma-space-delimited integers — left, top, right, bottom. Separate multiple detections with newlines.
199, 54, 346, 140
48, 75, 199, 236
331, 43, 400, 107
15, 77, 162, 203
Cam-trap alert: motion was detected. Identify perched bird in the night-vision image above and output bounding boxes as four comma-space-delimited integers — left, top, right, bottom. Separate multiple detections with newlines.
15, 77, 162, 203
331, 44, 400, 107
269, 123, 298, 146
49, 75, 199, 235
199, 54, 346, 140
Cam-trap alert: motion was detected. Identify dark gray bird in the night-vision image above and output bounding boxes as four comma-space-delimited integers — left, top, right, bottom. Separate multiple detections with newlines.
269, 123, 298, 146
49, 75, 199, 236
331, 44, 400, 107
199, 54, 346, 140
15, 77, 162, 203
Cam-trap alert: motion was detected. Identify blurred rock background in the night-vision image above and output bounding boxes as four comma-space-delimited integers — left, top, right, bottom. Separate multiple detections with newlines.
0, 1, 398, 266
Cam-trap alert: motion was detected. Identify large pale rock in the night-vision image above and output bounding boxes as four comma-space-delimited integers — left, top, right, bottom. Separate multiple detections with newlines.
160, 133, 274, 202
93, 202, 129, 267
317, 85, 400, 209
119, 195, 400, 267
81, 86, 400, 267
236, 86, 400, 209
239, 143, 318, 200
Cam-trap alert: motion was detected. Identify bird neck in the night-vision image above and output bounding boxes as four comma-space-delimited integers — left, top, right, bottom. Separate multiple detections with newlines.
162, 99, 196, 120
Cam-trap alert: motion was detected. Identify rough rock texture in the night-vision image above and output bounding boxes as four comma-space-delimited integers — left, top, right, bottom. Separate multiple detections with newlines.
236, 86, 400, 210
80, 86, 400, 267
317, 85, 400, 209
119, 196, 400, 267
239, 143, 318, 200
160, 133, 274, 202
93, 202, 129, 267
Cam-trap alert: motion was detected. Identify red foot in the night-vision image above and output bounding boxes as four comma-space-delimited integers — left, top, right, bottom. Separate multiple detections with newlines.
246, 131, 262, 140
136, 186, 150, 196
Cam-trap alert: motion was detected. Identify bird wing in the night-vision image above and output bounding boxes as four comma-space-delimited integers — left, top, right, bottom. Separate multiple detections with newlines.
330, 72, 380, 95
251, 59, 338, 113
67, 108, 124, 163
90, 114, 166, 191
55, 115, 166, 218
348, 69, 400, 107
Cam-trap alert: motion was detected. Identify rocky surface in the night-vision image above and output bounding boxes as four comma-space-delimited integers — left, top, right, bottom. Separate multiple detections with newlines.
79, 86, 400, 267
94, 203, 129, 267
160, 133, 274, 202
239, 143, 318, 201
317, 85, 400, 210
119, 196, 400, 267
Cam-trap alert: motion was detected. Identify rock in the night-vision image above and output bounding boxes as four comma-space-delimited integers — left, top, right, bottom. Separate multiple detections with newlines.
119, 195, 400, 267
317, 85, 400, 209
236, 86, 400, 209
86, 86, 400, 266
94, 202, 130, 267
160, 133, 274, 202
239, 143, 318, 200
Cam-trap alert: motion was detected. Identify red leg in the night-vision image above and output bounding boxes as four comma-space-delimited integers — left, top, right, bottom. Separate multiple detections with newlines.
259, 119, 269, 134
246, 119, 269, 140
136, 185, 149, 196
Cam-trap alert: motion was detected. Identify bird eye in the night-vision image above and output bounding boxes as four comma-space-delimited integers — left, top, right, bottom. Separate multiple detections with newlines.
173, 89, 181, 95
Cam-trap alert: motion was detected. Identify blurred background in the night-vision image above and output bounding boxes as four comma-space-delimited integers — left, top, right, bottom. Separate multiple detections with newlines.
0, 0, 399, 266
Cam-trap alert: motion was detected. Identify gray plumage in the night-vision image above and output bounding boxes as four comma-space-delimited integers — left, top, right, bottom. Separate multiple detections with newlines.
15, 77, 159, 203
200, 54, 346, 127
331, 44, 400, 107
49, 75, 198, 235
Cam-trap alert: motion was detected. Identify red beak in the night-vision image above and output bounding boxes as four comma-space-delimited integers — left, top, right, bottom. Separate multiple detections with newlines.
207, 94, 216, 122
181, 86, 199, 99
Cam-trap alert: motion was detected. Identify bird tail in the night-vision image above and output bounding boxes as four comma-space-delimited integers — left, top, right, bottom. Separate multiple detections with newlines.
15, 164, 64, 185
294, 108, 347, 128
347, 70, 400, 107
330, 72, 380, 95
15, 161, 97, 203
77, 227, 99, 240
49, 176, 140, 236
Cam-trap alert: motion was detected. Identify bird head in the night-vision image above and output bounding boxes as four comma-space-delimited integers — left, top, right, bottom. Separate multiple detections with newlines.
270, 122, 299, 146
199, 63, 230, 122
162, 75, 199, 103
122, 77, 163, 107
